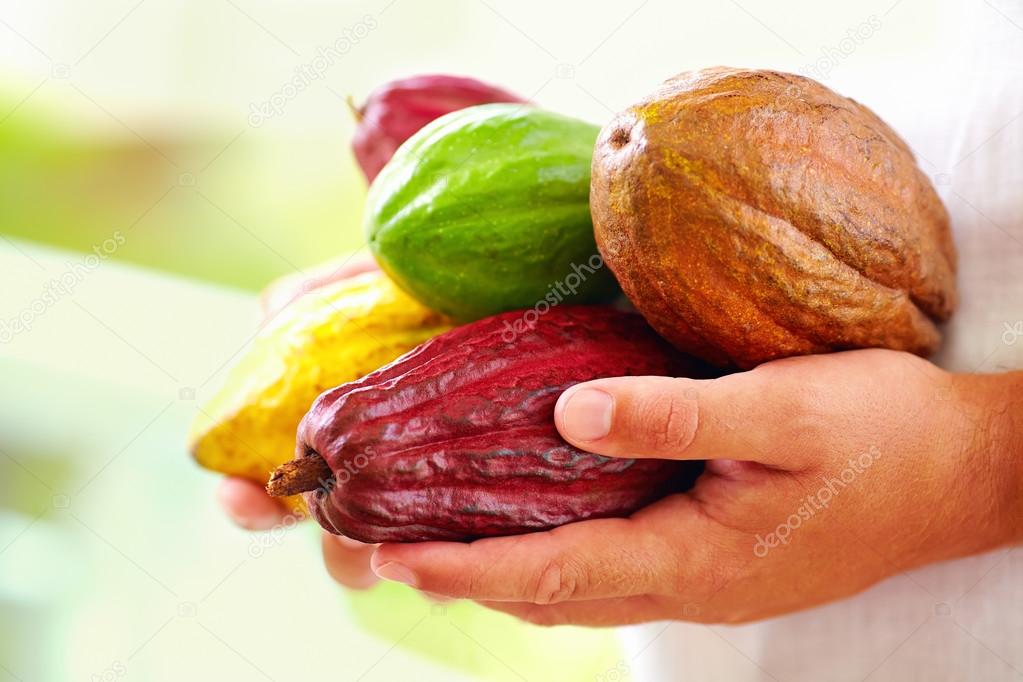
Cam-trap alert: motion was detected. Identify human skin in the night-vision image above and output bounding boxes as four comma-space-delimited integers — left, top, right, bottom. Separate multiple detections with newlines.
366, 350, 1023, 625
220, 266, 1023, 622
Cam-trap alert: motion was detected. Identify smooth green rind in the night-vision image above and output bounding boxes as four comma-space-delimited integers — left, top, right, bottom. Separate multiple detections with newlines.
366, 103, 619, 321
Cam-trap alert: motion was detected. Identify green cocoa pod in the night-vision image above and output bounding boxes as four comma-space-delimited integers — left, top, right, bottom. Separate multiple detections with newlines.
365, 103, 619, 321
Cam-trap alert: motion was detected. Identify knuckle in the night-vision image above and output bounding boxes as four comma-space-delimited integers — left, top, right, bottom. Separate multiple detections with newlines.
668, 526, 742, 602
753, 376, 830, 461
699, 553, 738, 598
788, 381, 828, 418
443, 563, 482, 599
532, 558, 585, 605
636, 381, 697, 452
458, 567, 481, 599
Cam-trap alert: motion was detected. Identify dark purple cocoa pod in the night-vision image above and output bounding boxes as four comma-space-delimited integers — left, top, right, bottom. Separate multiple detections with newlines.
350, 74, 526, 182
291, 306, 706, 543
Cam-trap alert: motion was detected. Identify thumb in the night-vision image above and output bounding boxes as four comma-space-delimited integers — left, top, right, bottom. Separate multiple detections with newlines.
554, 372, 804, 468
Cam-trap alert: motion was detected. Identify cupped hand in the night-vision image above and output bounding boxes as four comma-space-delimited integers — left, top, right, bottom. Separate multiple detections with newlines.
364, 349, 1022, 625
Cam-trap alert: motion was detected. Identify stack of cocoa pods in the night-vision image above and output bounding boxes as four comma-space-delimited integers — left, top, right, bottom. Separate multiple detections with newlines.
191, 68, 957, 542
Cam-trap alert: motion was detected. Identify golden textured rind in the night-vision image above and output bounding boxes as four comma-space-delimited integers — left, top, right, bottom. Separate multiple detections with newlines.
188, 271, 453, 512
591, 67, 958, 369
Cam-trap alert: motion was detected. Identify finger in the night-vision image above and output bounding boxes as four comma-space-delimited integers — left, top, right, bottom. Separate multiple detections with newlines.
371, 497, 715, 604
477, 595, 671, 627
321, 533, 379, 590
553, 371, 808, 467
217, 477, 288, 530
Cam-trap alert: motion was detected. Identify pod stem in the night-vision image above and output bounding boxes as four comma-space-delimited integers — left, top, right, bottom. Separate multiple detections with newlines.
345, 95, 363, 123
266, 452, 332, 497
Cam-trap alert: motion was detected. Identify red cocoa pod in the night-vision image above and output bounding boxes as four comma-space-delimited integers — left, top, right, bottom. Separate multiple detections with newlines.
350, 74, 527, 182
290, 306, 706, 542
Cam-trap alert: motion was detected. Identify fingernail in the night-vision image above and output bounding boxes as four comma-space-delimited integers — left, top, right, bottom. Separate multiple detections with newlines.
374, 562, 417, 587
561, 388, 614, 441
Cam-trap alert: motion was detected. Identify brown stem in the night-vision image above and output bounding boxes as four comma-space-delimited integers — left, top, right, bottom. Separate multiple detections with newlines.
266, 453, 332, 497
345, 95, 363, 123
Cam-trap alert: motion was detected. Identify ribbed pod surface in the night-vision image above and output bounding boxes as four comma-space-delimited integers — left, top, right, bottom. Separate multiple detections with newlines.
298, 306, 702, 542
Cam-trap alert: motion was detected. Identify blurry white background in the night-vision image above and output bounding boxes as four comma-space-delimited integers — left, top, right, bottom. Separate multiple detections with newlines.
2, 1, 1021, 680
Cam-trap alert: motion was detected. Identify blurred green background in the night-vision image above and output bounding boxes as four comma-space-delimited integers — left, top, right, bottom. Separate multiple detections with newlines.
0, 0, 945, 679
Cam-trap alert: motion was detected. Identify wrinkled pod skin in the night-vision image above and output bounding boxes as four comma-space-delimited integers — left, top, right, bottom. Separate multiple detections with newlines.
296, 306, 707, 542
351, 74, 526, 182
591, 67, 958, 369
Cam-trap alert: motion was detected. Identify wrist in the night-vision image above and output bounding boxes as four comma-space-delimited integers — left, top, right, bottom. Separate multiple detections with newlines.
995, 372, 1023, 546
959, 370, 1023, 550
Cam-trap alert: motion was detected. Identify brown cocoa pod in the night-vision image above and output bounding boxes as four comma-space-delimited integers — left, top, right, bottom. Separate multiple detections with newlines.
274, 306, 706, 542
591, 67, 958, 369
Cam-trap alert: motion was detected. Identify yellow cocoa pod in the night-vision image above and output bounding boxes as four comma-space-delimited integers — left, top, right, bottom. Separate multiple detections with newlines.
188, 270, 452, 512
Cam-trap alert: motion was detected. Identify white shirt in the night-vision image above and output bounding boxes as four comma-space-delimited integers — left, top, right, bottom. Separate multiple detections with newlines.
622, 2, 1023, 679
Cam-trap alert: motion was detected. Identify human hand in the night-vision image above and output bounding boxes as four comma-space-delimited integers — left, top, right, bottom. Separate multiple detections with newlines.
362, 350, 1022, 625
217, 255, 381, 589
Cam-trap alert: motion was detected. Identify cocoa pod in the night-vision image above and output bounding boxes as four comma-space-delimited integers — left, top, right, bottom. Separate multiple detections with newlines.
366, 104, 617, 320
271, 306, 706, 542
189, 270, 452, 513
351, 74, 526, 182
591, 67, 958, 369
